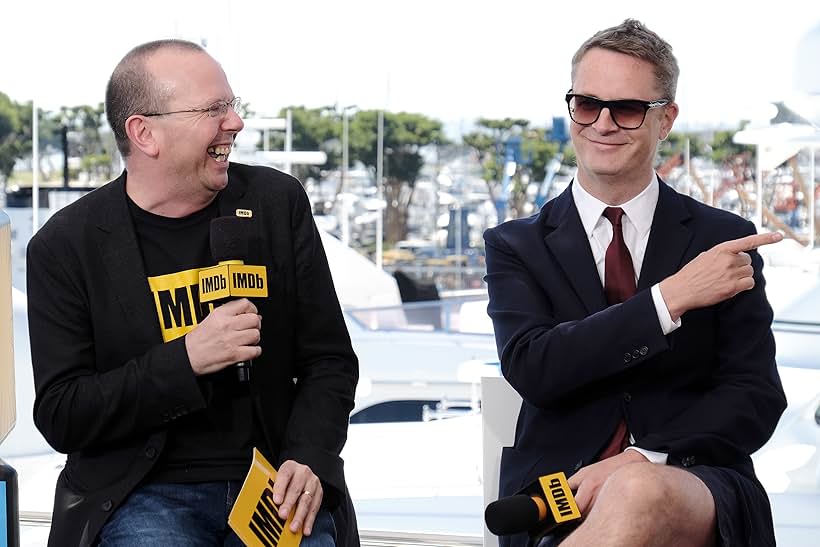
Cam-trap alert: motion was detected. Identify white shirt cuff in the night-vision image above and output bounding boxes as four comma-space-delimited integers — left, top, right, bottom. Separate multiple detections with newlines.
651, 283, 682, 335
626, 446, 668, 464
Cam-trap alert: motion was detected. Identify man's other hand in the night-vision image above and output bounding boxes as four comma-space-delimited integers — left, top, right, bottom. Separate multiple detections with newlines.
568, 449, 647, 515
273, 460, 324, 536
659, 231, 783, 321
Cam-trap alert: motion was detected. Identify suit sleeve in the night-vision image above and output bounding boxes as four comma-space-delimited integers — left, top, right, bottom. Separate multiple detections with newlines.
636, 224, 786, 464
27, 231, 206, 453
278, 183, 359, 505
484, 227, 669, 407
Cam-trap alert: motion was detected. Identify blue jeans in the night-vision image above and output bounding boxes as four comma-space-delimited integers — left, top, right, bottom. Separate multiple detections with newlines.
97, 481, 336, 546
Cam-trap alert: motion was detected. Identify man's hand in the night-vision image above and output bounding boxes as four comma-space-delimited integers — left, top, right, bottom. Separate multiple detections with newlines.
568, 449, 647, 515
273, 460, 324, 535
659, 231, 782, 321
184, 298, 262, 375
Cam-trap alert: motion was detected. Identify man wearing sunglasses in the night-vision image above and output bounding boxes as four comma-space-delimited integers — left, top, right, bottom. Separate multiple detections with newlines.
485, 19, 785, 547
27, 40, 359, 546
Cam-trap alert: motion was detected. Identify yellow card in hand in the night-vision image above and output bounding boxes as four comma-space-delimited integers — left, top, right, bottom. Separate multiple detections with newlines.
228, 447, 303, 547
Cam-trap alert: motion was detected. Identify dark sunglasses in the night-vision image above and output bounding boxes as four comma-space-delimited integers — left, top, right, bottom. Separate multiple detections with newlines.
565, 91, 669, 130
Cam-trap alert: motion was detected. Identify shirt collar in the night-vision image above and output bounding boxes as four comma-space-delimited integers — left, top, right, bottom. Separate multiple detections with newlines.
571, 173, 659, 238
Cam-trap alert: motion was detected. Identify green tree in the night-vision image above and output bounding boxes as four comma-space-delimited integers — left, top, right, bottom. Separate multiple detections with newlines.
710, 125, 754, 165
462, 130, 499, 184
562, 144, 576, 167
658, 132, 706, 163
462, 118, 528, 216
0, 92, 24, 183
10, 100, 112, 183
267, 106, 341, 181
521, 128, 560, 184
58, 103, 111, 180
463, 118, 561, 219
19, 103, 66, 181
0, 96, 59, 184
348, 110, 445, 244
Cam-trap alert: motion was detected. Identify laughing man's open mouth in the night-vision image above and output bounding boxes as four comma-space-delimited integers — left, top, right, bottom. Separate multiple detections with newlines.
207, 144, 231, 162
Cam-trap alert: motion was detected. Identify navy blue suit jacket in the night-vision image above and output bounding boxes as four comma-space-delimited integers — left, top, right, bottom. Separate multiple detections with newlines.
484, 180, 785, 540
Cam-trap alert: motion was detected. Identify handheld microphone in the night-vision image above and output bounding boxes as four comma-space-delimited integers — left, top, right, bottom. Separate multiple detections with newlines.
485, 471, 581, 537
198, 216, 268, 382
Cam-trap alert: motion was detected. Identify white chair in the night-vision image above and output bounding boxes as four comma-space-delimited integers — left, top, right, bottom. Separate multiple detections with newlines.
481, 376, 523, 547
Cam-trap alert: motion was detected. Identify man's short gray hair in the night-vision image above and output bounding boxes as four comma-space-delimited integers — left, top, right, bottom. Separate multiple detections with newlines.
105, 39, 206, 157
571, 19, 679, 101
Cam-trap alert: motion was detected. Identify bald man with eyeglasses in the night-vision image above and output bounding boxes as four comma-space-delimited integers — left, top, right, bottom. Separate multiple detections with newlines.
27, 39, 359, 547
484, 19, 785, 547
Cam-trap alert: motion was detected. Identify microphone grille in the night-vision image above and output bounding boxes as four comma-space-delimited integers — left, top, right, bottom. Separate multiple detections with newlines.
210, 216, 250, 262
484, 494, 543, 535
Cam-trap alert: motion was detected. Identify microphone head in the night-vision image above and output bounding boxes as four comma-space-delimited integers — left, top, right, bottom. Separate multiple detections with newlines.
485, 494, 543, 535
210, 216, 250, 262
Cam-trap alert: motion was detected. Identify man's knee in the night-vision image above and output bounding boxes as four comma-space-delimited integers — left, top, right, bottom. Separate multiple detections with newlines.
598, 462, 670, 515
591, 463, 716, 546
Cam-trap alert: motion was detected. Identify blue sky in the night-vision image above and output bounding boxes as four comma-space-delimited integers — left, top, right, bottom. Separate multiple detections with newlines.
3, 0, 820, 136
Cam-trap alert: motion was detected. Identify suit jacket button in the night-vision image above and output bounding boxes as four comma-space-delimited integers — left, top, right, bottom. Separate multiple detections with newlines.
623, 353, 632, 364
682, 456, 696, 467
639, 346, 649, 356
623, 392, 632, 403
631, 349, 640, 359
101, 500, 113, 512
145, 446, 157, 459
574, 460, 584, 471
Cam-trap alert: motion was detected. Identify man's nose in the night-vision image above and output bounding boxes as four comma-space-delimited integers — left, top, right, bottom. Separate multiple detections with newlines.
222, 108, 244, 133
592, 106, 619, 132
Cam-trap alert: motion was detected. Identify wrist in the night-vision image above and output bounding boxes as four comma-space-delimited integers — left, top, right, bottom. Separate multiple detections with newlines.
184, 334, 204, 376
659, 278, 684, 321
624, 447, 649, 462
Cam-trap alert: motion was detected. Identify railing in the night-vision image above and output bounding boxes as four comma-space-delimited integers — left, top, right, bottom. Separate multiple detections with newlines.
20, 511, 51, 527
346, 293, 492, 335
382, 265, 487, 293
772, 319, 820, 334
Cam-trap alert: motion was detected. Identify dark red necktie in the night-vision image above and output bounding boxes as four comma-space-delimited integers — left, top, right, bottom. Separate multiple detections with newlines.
602, 207, 636, 306
599, 207, 636, 460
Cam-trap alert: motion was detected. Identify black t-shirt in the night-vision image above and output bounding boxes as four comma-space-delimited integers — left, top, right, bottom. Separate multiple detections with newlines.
128, 195, 263, 483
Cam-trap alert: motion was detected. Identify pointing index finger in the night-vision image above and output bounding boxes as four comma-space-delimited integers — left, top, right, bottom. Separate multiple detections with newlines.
719, 232, 783, 254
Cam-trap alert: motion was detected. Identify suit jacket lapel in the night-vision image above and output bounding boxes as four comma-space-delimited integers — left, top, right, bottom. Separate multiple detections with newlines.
216, 165, 263, 262
216, 166, 249, 219
543, 184, 608, 314
637, 179, 694, 290
96, 173, 163, 345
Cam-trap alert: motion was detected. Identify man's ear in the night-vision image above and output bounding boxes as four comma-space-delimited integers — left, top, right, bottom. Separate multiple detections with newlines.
124, 115, 160, 157
659, 102, 679, 141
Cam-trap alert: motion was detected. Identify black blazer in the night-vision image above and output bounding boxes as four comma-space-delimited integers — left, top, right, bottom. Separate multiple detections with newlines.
27, 164, 359, 546
484, 180, 786, 539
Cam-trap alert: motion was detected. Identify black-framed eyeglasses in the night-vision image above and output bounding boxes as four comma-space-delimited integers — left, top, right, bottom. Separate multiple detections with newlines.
565, 91, 668, 130
141, 97, 242, 118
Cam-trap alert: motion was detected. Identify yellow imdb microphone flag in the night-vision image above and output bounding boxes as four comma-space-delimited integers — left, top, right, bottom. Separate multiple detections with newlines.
538, 472, 581, 524
199, 263, 268, 304
229, 448, 303, 547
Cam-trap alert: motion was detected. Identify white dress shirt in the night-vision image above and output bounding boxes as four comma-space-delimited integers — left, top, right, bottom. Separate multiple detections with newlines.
571, 174, 680, 464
